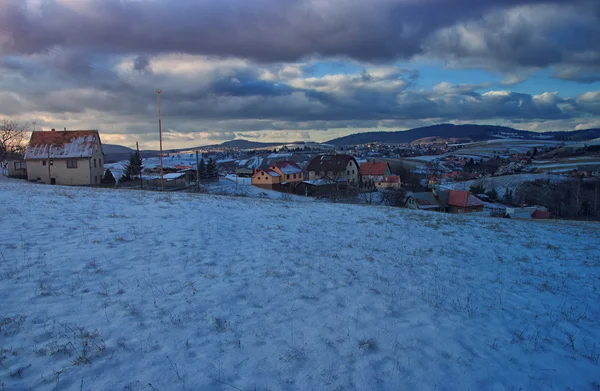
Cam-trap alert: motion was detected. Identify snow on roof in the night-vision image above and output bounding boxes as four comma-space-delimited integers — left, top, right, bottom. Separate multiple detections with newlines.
267, 153, 293, 159
271, 161, 303, 174
25, 130, 101, 160
163, 173, 186, 180
307, 154, 357, 172
302, 178, 346, 186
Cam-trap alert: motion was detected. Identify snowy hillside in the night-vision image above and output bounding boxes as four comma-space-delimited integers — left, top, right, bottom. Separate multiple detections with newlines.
1, 177, 599, 390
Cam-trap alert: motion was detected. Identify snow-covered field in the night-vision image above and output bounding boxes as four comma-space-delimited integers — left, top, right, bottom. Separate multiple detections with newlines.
1, 177, 599, 390
441, 173, 568, 196
402, 139, 567, 164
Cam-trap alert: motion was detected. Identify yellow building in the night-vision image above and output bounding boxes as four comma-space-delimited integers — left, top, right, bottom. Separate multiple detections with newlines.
252, 161, 304, 190
25, 129, 105, 186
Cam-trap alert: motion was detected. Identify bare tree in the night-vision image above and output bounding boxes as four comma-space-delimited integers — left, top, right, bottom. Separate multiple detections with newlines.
380, 187, 407, 207
0, 120, 29, 161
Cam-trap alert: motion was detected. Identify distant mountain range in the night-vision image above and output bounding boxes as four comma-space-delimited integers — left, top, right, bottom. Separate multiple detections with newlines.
325, 124, 600, 145
103, 124, 600, 162
103, 140, 285, 162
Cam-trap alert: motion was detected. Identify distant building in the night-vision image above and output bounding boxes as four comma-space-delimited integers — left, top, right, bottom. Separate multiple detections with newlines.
405, 189, 484, 213
444, 189, 485, 213
307, 154, 360, 187
252, 161, 304, 190
25, 129, 105, 186
505, 206, 551, 219
359, 161, 401, 189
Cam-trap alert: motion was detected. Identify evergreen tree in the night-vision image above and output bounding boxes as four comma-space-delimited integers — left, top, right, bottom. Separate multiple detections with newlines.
486, 186, 499, 201
102, 168, 116, 184
469, 184, 485, 195
503, 189, 513, 205
124, 152, 143, 179
207, 157, 218, 179
198, 158, 207, 181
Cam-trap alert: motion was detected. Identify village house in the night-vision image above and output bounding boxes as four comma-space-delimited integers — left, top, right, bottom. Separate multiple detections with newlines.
405, 192, 444, 211
404, 189, 484, 213
4, 152, 27, 178
505, 206, 551, 219
307, 154, 360, 187
444, 189, 485, 213
25, 129, 105, 186
252, 161, 304, 190
359, 161, 401, 189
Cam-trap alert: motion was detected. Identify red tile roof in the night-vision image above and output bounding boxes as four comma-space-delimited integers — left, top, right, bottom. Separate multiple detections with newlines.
360, 162, 389, 176
25, 130, 101, 159
447, 190, 484, 207
271, 161, 303, 174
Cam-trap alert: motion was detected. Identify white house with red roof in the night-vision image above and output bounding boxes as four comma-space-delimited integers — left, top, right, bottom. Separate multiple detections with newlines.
25, 129, 105, 186
359, 161, 401, 189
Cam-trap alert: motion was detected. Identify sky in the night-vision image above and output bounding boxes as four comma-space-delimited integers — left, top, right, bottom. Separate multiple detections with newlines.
1, 0, 599, 149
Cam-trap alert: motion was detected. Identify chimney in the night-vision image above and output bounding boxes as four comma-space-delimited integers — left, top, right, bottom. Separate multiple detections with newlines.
64, 127, 67, 132
51, 128, 55, 132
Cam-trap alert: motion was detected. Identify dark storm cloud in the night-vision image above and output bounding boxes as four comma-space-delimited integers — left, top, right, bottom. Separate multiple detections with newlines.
1, 0, 595, 68
211, 74, 296, 97
133, 55, 151, 74
0, 55, 596, 129
423, 1, 600, 79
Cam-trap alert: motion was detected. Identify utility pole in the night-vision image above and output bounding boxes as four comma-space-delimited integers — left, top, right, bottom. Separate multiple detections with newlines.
47, 144, 52, 184
235, 162, 238, 191
157, 89, 164, 192
195, 150, 200, 190
137, 142, 143, 189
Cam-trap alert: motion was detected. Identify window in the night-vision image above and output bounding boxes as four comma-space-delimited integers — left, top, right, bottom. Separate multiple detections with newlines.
347, 170, 350, 175
42, 160, 47, 166
94, 159, 97, 168
67, 159, 78, 169
352, 170, 355, 174
14, 161, 26, 170
95, 176, 98, 184
457, 208, 463, 213
286, 175, 290, 179
99, 159, 102, 166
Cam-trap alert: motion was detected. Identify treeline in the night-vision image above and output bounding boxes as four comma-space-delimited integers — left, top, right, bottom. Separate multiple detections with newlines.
515, 178, 600, 220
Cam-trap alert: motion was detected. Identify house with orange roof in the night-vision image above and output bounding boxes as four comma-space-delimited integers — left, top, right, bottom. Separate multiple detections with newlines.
24, 129, 105, 186
252, 161, 304, 190
445, 190, 485, 213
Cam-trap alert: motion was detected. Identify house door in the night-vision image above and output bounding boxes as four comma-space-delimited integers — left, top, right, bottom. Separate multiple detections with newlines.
51, 178, 56, 185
